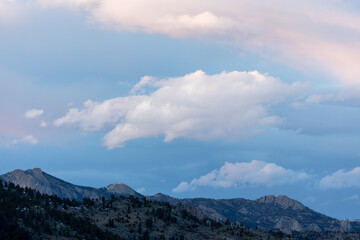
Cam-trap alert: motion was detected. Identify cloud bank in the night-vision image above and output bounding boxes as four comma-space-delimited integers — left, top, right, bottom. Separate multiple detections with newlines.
34, 0, 360, 84
172, 160, 309, 193
55, 70, 305, 148
320, 167, 360, 189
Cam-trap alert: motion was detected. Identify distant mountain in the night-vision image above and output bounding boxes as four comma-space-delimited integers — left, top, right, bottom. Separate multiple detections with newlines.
0, 168, 142, 200
148, 194, 356, 234
0, 181, 291, 240
107, 183, 142, 198
256, 195, 306, 210
1, 168, 358, 235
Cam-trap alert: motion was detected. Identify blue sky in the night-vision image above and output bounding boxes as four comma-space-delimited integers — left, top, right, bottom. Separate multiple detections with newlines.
1, 0, 360, 219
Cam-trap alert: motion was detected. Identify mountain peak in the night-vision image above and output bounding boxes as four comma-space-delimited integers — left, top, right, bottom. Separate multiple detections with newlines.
25, 168, 44, 176
256, 195, 306, 210
154, 193, 168, 197
147, 193, 179, 205
106, 183, 143, 198
32, 168, 43, 173
0, 168, 142, 200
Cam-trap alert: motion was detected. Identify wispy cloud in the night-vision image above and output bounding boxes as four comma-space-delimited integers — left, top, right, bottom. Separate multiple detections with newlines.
344, 194, 360, 201
25, 108, 44, 119
55, 70, 305, 148
172, 160, 309, 193
320, 167, 360, 190
9, 135, 38, 146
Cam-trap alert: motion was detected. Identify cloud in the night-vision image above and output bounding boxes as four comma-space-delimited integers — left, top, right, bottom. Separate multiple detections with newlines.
11, 135, 38, 145
40, 121, 47, 127
25, 108, 44, 119
3, 1, 360, 83
320, 167, 360, 189
34, 0, 360, 84
172, 160, 309, 193
344, 194, 360, 201
0, 1, 24, 25
55, 70, 305, 148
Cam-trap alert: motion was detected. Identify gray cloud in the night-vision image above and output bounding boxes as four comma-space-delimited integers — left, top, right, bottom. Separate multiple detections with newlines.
172, 160, 309, 193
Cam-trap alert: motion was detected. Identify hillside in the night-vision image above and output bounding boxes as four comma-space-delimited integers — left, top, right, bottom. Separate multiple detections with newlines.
0, 180, 290, 240
148, 194, 354, 234
1, 168, 359, 236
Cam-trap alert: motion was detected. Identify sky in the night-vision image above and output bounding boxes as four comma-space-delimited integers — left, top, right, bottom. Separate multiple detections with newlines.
1, 0, 360, 219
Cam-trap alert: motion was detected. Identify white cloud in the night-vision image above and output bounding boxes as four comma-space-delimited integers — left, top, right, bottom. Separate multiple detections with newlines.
320, 167, 360, 190
172, 160, 309, 193
55, 70, 305, 148
11, 135, 38, 145
33, 0, 360, 84
25, 108, 44, 119
344, 194, 360, 201
54, 97, 144, 132
40, 121, 47, 127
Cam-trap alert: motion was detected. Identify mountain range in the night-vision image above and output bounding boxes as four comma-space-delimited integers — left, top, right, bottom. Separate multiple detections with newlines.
0, 168, 142, 200
1, 168, 359, 235
0, 181, 291, 240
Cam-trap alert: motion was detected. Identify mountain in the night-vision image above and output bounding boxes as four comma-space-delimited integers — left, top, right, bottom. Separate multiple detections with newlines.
0, 168, 142, 200
147, 194, 356, 234
256, 195, 306, 210
1, 168, 358, 235
107, 183, 142, 198
0, 181, 287, 240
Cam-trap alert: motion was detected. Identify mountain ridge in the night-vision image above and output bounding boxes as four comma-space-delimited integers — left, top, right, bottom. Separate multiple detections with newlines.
1, 168, 358, 234
0, 168, 143, 200
146, 194, 355, 234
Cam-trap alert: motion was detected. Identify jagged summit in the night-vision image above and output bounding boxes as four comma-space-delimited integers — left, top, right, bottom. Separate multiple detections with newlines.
256, 195, 306, 210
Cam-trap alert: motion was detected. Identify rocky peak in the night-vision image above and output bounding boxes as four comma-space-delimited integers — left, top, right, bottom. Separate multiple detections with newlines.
106, 183, 142, 198
256, 195, 305, 210
26, 168, 45, 177
10, 169, 25, 175
31, 168, 43, 173
340, 219, 353, 232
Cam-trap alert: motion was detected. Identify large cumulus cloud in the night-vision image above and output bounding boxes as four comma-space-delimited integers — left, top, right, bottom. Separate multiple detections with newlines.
55, 70, 305, 148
